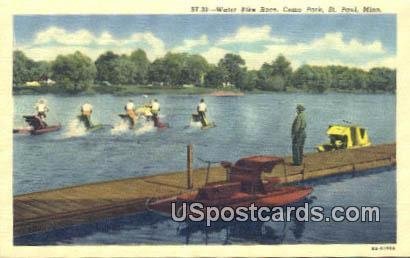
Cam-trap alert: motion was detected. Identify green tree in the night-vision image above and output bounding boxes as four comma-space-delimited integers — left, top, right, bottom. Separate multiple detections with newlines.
162, 52, 189, 86
255, 55, 292, 91
292, 65, 331, 93
204, 65, 225, 88
257, 63, 285, 91
217, 53, 246, 87
148, 57, 167, 86
129, 49, 150, 84
95, 51, 120, 83
292, 65, 312, 90
368, 67, 396, 92
328, 65, 350, 90
258, 75, 285, 91
51, 51, 96, 93
32, 61, 51, 82
270, 55, 292, 89
13, 50, 35, 85
311, 66, 332, 93
13, 50, 52, 86
348, 68, 368, 91
327, 66, 368, 91
271, 55, 292, 77
181, 54, 209, 86
256, 63, 272, 89
114, 55, 137, 85
238, 70, 257, 91
148, 52, 200, 87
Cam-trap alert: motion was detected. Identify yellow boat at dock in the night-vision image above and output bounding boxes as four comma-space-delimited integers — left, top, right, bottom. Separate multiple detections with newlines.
316, 124, 371, 152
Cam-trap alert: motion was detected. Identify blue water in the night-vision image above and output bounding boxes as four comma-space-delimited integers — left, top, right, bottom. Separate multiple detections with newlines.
13, 93, 396, 244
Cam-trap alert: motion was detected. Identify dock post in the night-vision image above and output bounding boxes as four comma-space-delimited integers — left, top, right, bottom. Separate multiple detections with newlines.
282, 161, 288, 183
187, 144, 193, 189
352, 163, 356, 176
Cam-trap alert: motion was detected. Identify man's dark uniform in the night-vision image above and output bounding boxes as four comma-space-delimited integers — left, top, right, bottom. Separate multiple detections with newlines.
291, 105, 307, 165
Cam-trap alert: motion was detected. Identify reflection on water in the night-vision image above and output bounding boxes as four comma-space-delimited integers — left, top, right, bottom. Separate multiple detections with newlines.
177, 211, 305, 245
14, 209, 305, 245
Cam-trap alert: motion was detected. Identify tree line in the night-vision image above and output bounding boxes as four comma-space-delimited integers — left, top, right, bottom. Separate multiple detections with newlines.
13, 49, 396, 93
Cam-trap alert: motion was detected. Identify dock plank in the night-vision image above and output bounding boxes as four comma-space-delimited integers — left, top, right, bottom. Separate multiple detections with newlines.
14, 143, 396, 236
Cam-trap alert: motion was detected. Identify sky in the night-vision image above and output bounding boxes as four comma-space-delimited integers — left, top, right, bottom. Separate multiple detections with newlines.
13, 15, 396, 70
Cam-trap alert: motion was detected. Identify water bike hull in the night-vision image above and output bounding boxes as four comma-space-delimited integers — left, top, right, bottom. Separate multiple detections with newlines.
87, 124, 104, 132
147, 185, 313, 215
201, 122, 216, 130
120, 114, 169, 130
191, 113, 215, 129
13, 124, 62, 135
155, 122, 169, 129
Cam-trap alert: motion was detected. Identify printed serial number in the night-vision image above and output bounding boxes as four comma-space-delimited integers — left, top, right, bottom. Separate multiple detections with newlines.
371, 246, 395, 251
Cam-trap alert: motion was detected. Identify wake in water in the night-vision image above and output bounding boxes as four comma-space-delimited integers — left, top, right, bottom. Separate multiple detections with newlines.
111, 120, 130, 135
182, 121, 202, 133
62, 119, 87, 138
110, 117, 156, 136
134, 121, 156, 135
134, 114, 168, 135
189, 121, 202, 128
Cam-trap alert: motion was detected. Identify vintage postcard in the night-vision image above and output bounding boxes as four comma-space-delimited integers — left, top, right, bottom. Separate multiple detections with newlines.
0, 0, 409, 257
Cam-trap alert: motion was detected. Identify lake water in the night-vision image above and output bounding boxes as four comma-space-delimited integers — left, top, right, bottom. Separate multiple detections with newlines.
13, 92, 396, 244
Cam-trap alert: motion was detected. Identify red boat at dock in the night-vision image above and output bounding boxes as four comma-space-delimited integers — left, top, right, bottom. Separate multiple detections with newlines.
148, 155, 313, 215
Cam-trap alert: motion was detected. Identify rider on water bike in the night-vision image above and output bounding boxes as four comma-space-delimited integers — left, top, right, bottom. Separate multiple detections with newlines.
34, 98, 49, 128
124, 99, 138, 128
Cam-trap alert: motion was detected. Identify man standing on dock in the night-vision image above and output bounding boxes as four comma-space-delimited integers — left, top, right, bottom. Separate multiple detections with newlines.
291, 104, 306, 166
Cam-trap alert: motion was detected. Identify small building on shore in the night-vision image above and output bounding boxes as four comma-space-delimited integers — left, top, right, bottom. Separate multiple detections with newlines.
25, 81, 41, 87
24, 78, 55, 87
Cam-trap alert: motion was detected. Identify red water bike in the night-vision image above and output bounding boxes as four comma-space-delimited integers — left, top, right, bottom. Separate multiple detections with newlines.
13, 115, 61, 135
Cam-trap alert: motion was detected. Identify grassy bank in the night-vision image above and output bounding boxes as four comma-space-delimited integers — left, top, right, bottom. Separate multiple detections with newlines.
13, 84, 393, 96
13, 84, 242, 96
93, 84, 218, 95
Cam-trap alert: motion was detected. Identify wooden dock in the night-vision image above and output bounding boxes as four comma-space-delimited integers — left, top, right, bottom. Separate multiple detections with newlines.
14, 143, 396, 237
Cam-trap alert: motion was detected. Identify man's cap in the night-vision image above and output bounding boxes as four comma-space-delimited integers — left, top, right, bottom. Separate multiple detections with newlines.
296, 104, 305, 111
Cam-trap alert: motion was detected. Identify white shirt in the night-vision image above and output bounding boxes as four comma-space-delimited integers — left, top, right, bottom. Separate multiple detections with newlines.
126, 102, 135, 110
35, 103, 48, 112
198, 102, 207, 112
151, 102, 160, 112
81, 103, 93, 112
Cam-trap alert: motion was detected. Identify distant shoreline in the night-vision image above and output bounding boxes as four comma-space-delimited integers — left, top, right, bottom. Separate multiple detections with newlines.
12, 84, 394, 96
209, 90, 245, 97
